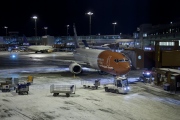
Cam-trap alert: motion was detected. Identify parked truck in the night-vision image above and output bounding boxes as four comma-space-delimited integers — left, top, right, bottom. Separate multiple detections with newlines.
50, 84, 76, 97
104, 77, 130, 94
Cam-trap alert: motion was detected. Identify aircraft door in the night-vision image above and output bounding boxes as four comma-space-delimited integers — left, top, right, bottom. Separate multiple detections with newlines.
106, 56, 113, 72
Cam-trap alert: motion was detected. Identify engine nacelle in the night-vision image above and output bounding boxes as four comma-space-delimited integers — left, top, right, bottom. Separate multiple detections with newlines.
69, 62, 82, 74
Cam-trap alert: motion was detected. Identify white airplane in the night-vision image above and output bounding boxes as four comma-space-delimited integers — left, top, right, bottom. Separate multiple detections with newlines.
69, 24, 131, 76
21, 35, 54, 53
81, 40, 111, 50
27, 45, 54, 53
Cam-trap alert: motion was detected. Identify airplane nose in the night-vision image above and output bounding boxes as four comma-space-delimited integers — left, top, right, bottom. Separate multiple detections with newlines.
124, 66, 131, 73
121, 63, 131, 75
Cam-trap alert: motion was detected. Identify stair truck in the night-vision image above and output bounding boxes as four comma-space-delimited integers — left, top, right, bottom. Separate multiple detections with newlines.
104, 76, 130, 94
50, 84, 76, 97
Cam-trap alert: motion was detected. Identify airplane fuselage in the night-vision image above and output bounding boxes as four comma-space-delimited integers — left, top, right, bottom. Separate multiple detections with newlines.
27, 45, 53, 53
73, 48, 131, 75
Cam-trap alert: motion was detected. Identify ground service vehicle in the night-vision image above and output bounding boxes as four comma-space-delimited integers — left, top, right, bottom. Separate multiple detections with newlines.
16, 83, 29, 95
81, 79, 100, 89
139, 69, 154, 83
27, 75, 33, 85
104, 77, 130, 94
1, 84, 11, 92
142, 70, 153, 78
50, 84, 76, 97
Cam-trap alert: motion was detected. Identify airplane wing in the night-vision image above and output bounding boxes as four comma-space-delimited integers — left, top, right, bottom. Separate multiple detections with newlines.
28, 56, 90, 67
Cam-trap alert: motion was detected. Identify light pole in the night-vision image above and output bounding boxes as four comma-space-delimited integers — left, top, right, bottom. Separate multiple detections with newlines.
4, 26, 8, 36
32, 16, 38, 37
32, 16, 37, 45
67, 25, 69, 40
112, 22, 117, 35
86, 12, 93, 36
44, 27, 48, 35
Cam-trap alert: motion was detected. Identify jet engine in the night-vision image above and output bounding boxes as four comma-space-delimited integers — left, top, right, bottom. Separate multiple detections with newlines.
69, 62, 82, 74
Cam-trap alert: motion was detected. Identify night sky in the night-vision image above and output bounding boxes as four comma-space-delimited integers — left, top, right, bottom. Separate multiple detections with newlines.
0, 0, 179, 36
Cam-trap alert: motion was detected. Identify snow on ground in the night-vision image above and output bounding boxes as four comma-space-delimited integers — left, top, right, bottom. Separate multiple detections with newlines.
0, 67, 180, 120
0, 51, 180, 120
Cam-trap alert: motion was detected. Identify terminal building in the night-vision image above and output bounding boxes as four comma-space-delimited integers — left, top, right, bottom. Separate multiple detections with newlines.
0, 21, 180, 70
135, 21, 180, 50
1, 21, 180, 50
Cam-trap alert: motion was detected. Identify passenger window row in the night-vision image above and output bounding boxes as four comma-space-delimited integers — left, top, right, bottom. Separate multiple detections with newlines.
114, 59, 129, 63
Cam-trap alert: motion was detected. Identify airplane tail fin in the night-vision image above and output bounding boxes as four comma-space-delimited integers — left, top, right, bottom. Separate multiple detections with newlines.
73, 23, 80, 48
82, 40, 90, 49
22, 35, 30, 46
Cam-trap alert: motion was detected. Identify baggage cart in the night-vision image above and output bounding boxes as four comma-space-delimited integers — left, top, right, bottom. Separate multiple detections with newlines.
81, 79, 100, 89
1, 84, 10, 92
50, 84, 76, 97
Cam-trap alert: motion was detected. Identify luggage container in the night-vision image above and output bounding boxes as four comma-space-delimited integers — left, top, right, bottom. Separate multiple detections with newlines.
1, 84, 10, 92
163, 83, 170, 91
13, 78, 19, 85
50, 84, 76, 97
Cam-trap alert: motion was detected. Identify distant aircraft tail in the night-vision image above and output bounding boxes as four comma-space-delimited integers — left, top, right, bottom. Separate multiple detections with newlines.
22, 35, 30, 46
82, 40, 90, 49
73, 23, 80, 48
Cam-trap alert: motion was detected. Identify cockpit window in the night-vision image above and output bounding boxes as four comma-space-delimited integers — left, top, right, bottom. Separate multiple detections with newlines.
118, 59, 124, 62
125, 59, 129, 61
114, 59, 118, 62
